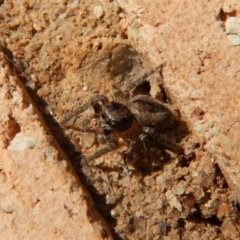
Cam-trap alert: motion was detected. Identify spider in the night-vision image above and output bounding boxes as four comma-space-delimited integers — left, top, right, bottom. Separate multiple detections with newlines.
60, 65, 183, 165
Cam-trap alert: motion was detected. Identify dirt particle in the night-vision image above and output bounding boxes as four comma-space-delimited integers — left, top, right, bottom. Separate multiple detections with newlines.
111, 204, 124, 218
192, 187, 205, 203
135, 191, 145, 202
217, 202, 230, 219
37, 86, 50, 97
81, 132, 95, 149
25, 80, 36, 90
202, 173, 215, 188
33, 23, 42, 32
166, 190, 182, 211
172, 180, 186, 196
7, 117, 21, 141
133, 217, 146, 230
106, 194, 117, 205
193, 107, 204, 120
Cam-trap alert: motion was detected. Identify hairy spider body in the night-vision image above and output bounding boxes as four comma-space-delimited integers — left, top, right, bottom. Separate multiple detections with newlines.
82, 92, 181, 163
98, 94, 174, 137
60, 65, 183, 164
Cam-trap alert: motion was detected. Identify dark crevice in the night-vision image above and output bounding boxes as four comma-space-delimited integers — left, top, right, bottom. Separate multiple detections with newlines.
187, 209, 222, 227
132, 81, 151, 96
217, 8, 238, 29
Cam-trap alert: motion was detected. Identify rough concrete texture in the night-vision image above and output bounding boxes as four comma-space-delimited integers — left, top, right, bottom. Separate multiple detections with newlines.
1, 0, 240, 239
117, 0, 240, 199
0, 54, 112, 240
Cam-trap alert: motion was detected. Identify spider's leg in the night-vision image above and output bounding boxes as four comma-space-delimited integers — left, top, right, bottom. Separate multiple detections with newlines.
123, 138, 136, 155
142, 126, 184, 154
125, 64, 163, 92
80, 103, 103, 132
60, 101, 92, 125
60, 95, 109, 126
113, 88, 123, 102
81, 139, 118, 165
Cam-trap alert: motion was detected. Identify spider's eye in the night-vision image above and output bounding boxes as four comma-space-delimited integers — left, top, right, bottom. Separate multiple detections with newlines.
105, 118, 112, 124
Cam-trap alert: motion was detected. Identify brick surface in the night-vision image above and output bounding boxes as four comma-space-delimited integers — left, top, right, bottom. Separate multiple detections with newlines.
0, 54, 112, 240
117, 0, 240, 199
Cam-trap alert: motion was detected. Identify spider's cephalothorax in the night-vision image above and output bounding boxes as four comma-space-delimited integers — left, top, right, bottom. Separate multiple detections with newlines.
100, 102, 133, 134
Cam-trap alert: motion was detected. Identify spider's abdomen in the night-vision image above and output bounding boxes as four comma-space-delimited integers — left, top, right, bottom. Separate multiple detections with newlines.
129, 95, 175, 131
102, 102, 133, 132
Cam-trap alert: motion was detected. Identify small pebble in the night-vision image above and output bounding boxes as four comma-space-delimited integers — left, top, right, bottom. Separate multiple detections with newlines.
202, 173, 214, 188
94, 5, 104, 19
225, 17, 240, 34
217, 202, 229, 219
25, 80, 36, 90
193, 187, 205, 202
111, 204, 124, 218
106, 194, 117, 205
33, 23, 42, 32
37, 86, 50, 97
165, 190, 182, 211
24, 104, 35, 115
8, 134, 36, 151
135, 191, 144, 202
193, 107, 204, 120
221, 220, 239, 237
172, 181, 186, 196
122, 196, 130, 206
227, 34, 240, 46
81, 132, 95, 148
133, 217, 146, 230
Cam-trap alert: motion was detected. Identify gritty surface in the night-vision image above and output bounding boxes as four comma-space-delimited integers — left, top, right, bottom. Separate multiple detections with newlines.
0, 0, 240, 239
117, 0, 240, 200
0, 54, 113, 239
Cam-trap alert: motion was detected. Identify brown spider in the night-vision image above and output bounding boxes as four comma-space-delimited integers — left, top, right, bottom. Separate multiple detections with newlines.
60, 66, 183, 165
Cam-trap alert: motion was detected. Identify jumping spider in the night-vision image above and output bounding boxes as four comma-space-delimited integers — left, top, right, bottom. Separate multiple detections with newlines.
61, 65, 183, 165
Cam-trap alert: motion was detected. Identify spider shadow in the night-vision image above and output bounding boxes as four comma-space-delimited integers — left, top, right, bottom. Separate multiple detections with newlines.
24, 86, 118, 235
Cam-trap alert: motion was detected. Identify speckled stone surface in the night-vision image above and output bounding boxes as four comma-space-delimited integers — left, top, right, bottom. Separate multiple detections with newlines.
117, 0, 240, 199
0, 54, 113, 240
0, 0, 240, 238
